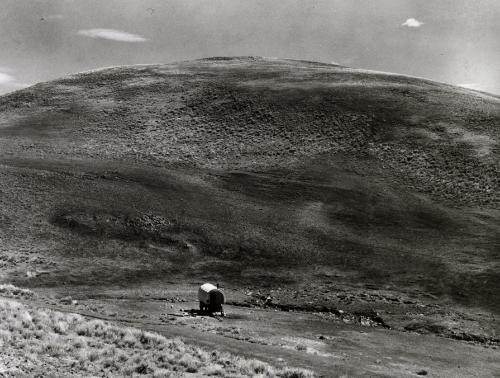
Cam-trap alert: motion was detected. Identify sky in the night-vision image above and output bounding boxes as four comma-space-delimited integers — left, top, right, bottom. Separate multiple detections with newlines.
0, 0, 499, 95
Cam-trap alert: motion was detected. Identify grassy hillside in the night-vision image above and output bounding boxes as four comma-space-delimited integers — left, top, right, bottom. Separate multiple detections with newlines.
1, 57, 498, 207
0, 57, 499, 326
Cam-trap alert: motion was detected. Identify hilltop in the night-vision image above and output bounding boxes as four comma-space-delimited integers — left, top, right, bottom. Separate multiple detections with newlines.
1, 57, 498, 207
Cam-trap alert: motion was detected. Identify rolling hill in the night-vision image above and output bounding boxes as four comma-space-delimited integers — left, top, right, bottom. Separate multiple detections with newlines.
0, 57, 499, 355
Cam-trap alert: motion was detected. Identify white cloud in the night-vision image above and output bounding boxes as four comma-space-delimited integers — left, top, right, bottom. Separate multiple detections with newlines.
0, 70, 30, 93
402, 18, 424, 28
457, 83, 483, 91
8, 82, 30, 89
77, 28, 147, 42
0, 72, 15, 84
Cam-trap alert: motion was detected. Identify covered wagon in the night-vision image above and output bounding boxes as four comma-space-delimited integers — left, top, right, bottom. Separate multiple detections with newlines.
198, 283, 225, 316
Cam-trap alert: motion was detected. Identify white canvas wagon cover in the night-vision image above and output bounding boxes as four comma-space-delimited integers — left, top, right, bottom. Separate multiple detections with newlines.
198, 283, 225, 305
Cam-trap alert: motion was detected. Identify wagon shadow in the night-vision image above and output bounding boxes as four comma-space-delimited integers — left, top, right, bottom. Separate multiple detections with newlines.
182, 308, 225, 320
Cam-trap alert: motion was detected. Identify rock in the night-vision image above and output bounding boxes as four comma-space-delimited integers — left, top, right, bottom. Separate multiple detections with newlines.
59, 296, 73, 305
26, 270, 37, 278
360, 317, 373, 326
416, 370, 428, 376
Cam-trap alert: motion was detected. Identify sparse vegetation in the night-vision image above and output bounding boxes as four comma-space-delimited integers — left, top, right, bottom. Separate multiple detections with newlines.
0, 295, 314, 377
1, 58, 498, 207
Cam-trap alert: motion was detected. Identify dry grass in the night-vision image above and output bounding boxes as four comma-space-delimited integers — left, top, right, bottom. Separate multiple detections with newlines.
0, 283, 34, 298
0, 292, 314, 377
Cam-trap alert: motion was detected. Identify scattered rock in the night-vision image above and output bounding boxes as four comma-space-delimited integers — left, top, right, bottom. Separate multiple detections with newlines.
26, 270, 37, 278
59, 296, 73, 305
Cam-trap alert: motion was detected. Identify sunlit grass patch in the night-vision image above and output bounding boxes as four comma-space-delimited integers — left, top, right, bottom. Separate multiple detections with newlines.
0, 283, 34, 299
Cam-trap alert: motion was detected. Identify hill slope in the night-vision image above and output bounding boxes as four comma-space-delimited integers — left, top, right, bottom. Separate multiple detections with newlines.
0, 57, 499, 338
1, 57, 499, 207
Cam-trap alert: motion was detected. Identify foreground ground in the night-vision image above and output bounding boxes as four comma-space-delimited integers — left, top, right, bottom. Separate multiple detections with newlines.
0, 286, 313, 377
1, 284, 499, 377
0, 57, 499, 376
